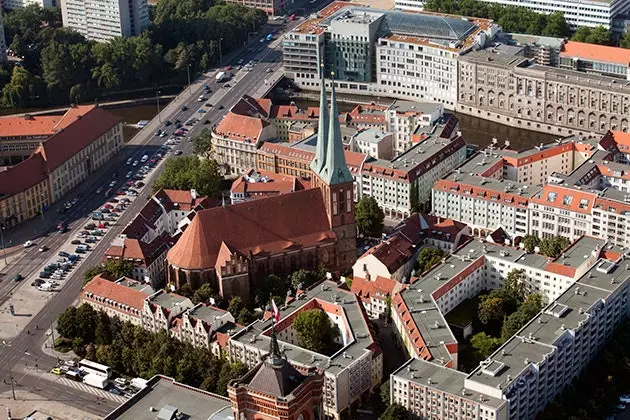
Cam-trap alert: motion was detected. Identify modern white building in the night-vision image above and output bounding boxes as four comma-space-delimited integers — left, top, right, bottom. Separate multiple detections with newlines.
283, 2, 498, 109
4, 0, 56, 10
394, 0, 630, 30
60, 0, 149, 42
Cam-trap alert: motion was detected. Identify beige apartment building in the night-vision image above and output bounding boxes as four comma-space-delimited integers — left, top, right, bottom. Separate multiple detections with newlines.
458, 49, 630, 138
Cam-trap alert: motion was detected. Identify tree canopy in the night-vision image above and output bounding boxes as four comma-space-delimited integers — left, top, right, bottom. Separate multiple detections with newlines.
0, 2, 267, 109
293, 309, 341, 354
153, 155, 222, 197
380, 403, 409, 420
82, 260, 134, 285
355, 197, 385, 238
522, 234, 541, 253
57, 303, 247, 394
192, 128, 213, 158
571, 26, 612, 45
539, 236, 571, 259
423, 0, 571, 38
416, 247, 445, 273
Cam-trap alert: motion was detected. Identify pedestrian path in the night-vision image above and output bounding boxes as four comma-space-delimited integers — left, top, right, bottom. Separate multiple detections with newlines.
50, 375, 128, 404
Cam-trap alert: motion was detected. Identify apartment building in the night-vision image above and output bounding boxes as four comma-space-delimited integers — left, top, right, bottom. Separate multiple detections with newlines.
267, 101, 319, 142
212, 96, 276, 175
458, 49, 630, 138
283, 2, 497, 108
170, 303, 235, 357
499, 33, 564, 67
4, 0, 55, 9
104, 237, 169, 289
229, 168, 306, 204
61, 0, 148, 42
350, 129, 394, 160
392, 243, 630, 420
227, 281, 383, 420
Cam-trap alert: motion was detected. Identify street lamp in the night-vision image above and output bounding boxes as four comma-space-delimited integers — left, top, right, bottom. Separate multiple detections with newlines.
187, 64, 192, 95
46, 295, 59, 363
1, 341, 15, 400
0, 219, 6, 265
156, 90, 162, 124
219, 38, 224, 67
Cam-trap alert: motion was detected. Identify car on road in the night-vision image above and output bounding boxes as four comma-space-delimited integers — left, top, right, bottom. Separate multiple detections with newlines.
96, 187, 103, 194
126, 158, 133, 165
181, 105, 188, 111
154, 129, 161, 136
164, 120, 171, 126
23, 240, 33, 248
266, 68, 273, 73
109, 180, 117, 188
133, 160, 139, 166
59, 251, 70, 257
197, 95, 205, 102
222, 83, 231, 89
13, 274, 23, 282
51, 367, 63, 375
237, 58, 244, 64
125, 171, 133, 179
38, 246, 48, 252
198, 109, 206, 113
218, 105, 224, 110
174, 150, 183, 155
159, 131, 166, 137
204, 120, 210, 125
135, 181, 145, 188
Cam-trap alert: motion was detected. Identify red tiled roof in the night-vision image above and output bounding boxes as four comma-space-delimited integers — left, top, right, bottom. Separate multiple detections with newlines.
360, 234, 416, 274
0, 115, 61, 138
105, 237, 168, 267
434, 179, 531, 208
214, 111, 268, 143
530, 184, 596, 215
36, 105, 122, 171
610, 130, 630, 149
161, 189, 207, 211
351, 275, 400, 301
167, 189, 335, 270
231, 168, 301, 199
0, 152, 47, 198
83, 274, 148, 311
269, 104, 319, 121
561, 41, 630, 66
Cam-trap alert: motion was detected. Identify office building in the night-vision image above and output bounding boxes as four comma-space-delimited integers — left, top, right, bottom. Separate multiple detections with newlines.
283, 2, 497, 108
559, 41, 630, 80
61, 0, 149, 42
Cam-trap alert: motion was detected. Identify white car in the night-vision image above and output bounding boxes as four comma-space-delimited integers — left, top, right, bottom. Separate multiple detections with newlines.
132, 161, 139, 167
23, 240, 33, 248
197, 96, 205, 102
126, 158, 133, 165
109, 181, 117, 188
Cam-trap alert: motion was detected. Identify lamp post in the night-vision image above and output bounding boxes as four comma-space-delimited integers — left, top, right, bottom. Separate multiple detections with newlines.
156, 90, 162, 124
0, 219, 6, 265
187, 64, 192, 95
40, 193, 46, 221
2, 341, 15, 400
219, 38, 224, 67
46, 295, 59, 363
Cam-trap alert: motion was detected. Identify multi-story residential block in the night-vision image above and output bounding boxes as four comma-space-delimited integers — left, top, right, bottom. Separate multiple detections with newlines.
104, 237, 170, 289
498, 33, 564, 67
170, 303, 235, 358
142, 290, 194, 334
0, 105, 122, 228
267, 101, 319, 142
391, 238, 630, 420
212, 96, 276, 175
283, 2, 497, 108
229, 168, 307, 204
350, 129, 394, 160
457, 49, 630, 138
81, 274, 155, 326
227, 280, 383, 420
60, 0, 148, 42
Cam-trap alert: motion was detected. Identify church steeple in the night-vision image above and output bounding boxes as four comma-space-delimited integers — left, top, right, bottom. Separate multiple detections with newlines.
319, 74, 353, 186
310, 66, 329, 174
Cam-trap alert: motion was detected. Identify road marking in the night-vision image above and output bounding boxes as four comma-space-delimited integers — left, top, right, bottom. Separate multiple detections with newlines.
49, 375, 128, 404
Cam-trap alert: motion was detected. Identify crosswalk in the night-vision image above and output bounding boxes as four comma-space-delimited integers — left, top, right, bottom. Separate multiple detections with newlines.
51, 375, 129, 404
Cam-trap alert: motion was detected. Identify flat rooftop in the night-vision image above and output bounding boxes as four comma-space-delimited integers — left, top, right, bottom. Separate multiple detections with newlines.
456, 153, 503, 176
441, 172, 539, 198
354, 129, 391, 144
106, 376, 230, 420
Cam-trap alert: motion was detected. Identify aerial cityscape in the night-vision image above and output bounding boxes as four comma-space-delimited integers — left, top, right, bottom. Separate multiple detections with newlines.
1, 0, 630, 419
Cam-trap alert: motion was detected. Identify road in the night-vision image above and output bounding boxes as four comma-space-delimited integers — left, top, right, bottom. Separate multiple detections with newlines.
0, 16, 309, 416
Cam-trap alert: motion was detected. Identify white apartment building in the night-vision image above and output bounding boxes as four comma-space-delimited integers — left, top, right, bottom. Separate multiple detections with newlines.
394, 0, 630, 30
228, 281, 383, 420
171, 303, 235, 358
283, 2, 497, 109
4, 0, 55, 10
386, 101, 443, 154
350, 129, 394, 160
61, 0, 148, 42
432, 173, 535, 238
390, 235, 628, 420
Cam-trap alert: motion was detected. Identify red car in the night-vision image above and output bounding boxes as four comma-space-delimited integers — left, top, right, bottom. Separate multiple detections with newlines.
103, 204, 113, 209
225, 66, 231, 71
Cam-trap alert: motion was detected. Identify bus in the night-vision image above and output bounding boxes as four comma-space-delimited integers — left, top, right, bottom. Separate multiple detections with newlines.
79, 359, 112, 378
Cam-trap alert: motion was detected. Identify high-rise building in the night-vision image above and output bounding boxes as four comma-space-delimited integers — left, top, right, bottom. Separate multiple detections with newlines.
60, 0, 149, 42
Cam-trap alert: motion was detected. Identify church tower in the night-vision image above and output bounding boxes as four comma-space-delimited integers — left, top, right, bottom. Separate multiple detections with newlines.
311, 74, 357, 272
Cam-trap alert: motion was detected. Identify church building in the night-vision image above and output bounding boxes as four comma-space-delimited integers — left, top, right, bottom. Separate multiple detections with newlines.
166, 76, 357, 299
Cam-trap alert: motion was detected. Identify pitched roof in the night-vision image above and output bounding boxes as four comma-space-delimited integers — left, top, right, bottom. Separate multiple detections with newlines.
530, 184, 596, 215
36, 105, 122, 171
351, 275, 400, 302
248, 358, 306, 397
83, 274, 150, 311
161, 189, 207, 211
214, 111, 269, 143
561, 41, 630, 66
230, 168, 301, 199
0, 115, 63, 138
361, 233, 416, 274
105, 237, 168, 267
167, 189, 335, 270
0, 152, 48, 198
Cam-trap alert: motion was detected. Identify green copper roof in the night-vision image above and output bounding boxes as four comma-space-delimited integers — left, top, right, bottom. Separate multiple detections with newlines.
310, 76, 329, 174
319, 79, 353, 186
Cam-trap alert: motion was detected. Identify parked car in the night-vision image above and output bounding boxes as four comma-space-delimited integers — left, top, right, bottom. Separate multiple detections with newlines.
13, 274, 23, 282
58, 251, 70, 257
71, 240, 81, 245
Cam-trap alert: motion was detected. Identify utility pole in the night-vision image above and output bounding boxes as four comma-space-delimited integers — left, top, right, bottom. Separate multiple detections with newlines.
219, 38, 223, 67
187, 64, 192, 94
46, 295, 59, 363
0, 219, 6, 265
2, 341, 15, 400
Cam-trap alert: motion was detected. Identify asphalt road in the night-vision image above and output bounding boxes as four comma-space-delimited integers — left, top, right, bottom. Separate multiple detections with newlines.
0, 18, 304, 416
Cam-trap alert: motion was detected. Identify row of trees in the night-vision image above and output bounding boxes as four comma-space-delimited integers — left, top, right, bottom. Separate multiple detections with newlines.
83, 260, 134, 285
153, 155, 222, 197
470, 270, 544, 362
56, 303, 247, 394
522, 235, 571, 258
1, 0, 267, 108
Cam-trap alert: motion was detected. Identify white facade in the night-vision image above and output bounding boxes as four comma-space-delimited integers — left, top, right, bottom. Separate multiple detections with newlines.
386, 102, 443, 154
61, 0, 148, 42
4, 0, 55, 10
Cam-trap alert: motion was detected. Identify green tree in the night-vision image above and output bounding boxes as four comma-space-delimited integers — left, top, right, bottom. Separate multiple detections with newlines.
471, 332, 502, 359
178, 283, 194, 299
228, 296, 246, 316
501, 294, 544, 341
621, 33, 630, 49
478, 295, 505, 325
192, 128, 212, 157
293, 309, 340, 354
153, 155, 222, 198
83, 265, 106, 285
56, 306, 79, 338
416, 247, 445, 273
571, 26, 611, 45
192, 283, 215, 304
503, 269, 527, 305
355, 197, 385, 238
237, 307, 255, 325
380, 379, 391, 406
539, 236, 571, 258
522, 234, 541, 253
95, 310, 113, 345
541, 12, 571, 37
290, 268, 320, 291
77, 303, 97, 343
215, 362, 248, 395
256, 274, 289, 308
2, 66, 38, 108
380, 403, 409, 420
103, 259, 134, 278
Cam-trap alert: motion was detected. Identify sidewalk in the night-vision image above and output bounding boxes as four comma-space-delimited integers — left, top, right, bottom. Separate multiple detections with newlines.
0, 389, 100, 420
